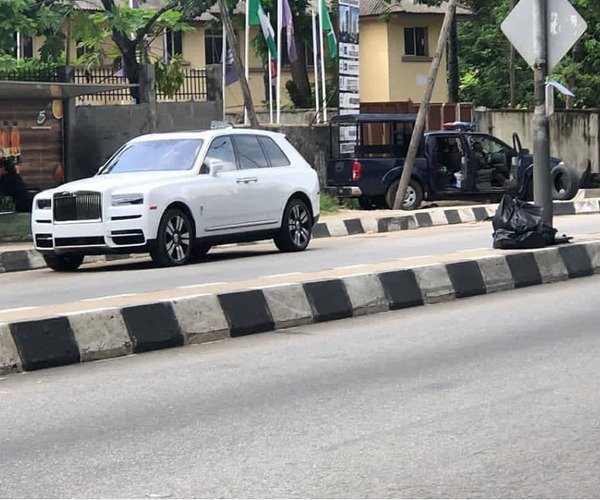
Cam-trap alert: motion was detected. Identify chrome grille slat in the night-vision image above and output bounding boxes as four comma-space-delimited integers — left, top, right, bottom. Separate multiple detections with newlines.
53, 191, 102, 222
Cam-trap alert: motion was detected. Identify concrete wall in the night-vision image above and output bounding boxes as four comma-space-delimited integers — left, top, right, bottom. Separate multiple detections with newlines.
67, 101, 220, 180
476, 109, 600, 175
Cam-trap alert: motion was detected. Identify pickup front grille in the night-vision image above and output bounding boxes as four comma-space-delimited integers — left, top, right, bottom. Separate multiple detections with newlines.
53, 191, 102, 222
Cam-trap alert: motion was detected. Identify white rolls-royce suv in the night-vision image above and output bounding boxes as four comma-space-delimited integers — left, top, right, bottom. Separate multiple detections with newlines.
32, 128, 320, 271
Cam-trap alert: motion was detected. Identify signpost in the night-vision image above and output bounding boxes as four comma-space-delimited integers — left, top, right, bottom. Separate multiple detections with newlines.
501, 0, 587, 227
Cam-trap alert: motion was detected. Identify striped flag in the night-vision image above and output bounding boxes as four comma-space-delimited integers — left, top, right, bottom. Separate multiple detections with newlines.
320, 0, 337, 59
281, 0, 298, 63
225, 47, 239, 86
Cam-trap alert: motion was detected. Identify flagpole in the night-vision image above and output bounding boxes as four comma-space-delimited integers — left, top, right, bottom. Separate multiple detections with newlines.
311, 9, 320, 123
244, 1, 250, 125
318, 0, 328, 122
222, 23, 227, 120
276, 0, 282, 124
268, 13, 274, 124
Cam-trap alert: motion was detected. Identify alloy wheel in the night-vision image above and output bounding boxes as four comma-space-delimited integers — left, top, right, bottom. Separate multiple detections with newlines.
288, 203, 311, 248
165, 214, 191, 263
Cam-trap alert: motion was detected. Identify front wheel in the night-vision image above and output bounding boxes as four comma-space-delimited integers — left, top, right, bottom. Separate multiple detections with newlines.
385, 179, 423, 210
274, 198, 313, 252
150, 207, 195, 267
43, 253, 84, 272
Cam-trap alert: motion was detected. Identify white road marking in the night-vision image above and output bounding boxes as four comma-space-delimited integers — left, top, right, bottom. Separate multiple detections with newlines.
248, 283, 295, 290
263, 272, 302, 279
178, 282, 227, 289
0, 306, 38, 314
334, 264, 366, 270
80, 293, 137, 302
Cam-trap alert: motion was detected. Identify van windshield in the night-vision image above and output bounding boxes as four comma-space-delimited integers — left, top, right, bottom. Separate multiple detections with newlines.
101, 139, 204, 174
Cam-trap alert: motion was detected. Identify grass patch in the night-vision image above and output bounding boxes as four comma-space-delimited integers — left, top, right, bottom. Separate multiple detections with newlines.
320, 193, 341, 213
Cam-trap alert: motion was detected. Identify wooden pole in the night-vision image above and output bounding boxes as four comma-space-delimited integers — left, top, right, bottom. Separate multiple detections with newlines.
217, 0, 259, 127
509, 0, 517, 107
392, 0, 457, 210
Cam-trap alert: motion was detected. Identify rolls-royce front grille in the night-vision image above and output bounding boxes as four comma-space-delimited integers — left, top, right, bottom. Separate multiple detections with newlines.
53, 191, 102, 222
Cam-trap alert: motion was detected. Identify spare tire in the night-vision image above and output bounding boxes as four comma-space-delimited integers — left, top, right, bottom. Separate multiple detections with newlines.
551, 164, 579, 200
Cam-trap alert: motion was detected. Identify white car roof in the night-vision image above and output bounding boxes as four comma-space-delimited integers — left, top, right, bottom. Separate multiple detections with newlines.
130, 128, 286, 143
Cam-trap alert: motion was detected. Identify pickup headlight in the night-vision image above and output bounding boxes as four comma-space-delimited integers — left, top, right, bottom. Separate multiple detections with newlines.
36, 199, 51, 209
111, 194, 144, 206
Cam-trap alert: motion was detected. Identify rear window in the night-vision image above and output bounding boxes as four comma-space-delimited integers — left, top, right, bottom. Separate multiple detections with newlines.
258, 136, 290, 167
233, 135, 269, 169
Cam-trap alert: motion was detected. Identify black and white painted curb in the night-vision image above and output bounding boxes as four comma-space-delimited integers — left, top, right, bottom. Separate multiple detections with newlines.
2, 239, 600, 375
2, 198, 599, 275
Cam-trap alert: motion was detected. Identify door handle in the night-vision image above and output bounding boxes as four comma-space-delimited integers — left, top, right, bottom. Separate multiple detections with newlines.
236, 177, 258, 184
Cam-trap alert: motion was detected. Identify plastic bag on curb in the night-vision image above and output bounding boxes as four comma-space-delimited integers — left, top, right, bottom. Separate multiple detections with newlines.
492, 195, 556, 249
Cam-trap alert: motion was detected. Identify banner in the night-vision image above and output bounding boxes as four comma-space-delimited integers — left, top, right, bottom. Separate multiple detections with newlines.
338, 0, 360, 154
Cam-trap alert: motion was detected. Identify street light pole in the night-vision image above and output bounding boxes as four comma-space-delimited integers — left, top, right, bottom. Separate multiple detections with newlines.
532, 0, 553, 226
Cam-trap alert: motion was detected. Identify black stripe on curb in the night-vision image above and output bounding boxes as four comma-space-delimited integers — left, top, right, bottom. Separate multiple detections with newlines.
558, 245, 593, 278
312, 223, 330, 239
218, 290, 274, 337
1, 251, 30, 272
445, 261, 486, 298
378, 270, 424, 310
553, 202, 576, 216
472, 207, 489, 221
10, 317, 80, 371
505, 253, 542, 288
377, 218, 391, 233
415, 212, 433, 227
303, 279, 353, 322
344, 218, 365, 235
444, 209, 462, 225
121, 303, 183, 353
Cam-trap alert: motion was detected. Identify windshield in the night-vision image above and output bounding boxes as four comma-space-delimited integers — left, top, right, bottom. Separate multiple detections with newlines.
101, 139, 203, 174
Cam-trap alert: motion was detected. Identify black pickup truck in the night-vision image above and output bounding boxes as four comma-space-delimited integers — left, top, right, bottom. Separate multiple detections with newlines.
326, 113, 580, 210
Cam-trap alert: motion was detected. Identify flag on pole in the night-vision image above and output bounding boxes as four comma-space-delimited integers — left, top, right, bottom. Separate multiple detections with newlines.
257, 4, 278, 59
225, 47, 239, 86
281, 0, 298, 63
320, 0, 337, 59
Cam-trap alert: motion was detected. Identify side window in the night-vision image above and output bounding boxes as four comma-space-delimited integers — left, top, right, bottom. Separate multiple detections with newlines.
233, 135, 269, 169
203, 136, 237, 173
258, 136, 290, 167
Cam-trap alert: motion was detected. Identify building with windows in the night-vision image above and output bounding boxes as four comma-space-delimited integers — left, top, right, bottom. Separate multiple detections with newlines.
12, 0, 470, 110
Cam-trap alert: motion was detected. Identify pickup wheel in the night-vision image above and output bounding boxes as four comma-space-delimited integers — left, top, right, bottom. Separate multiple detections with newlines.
43, 253, 84, 272
150, 207, 195, 267
385, 179, 423, 210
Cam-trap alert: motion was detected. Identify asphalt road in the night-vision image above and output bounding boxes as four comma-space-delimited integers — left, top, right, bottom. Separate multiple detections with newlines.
1, 276, 600, 497
2, 213, 600, 311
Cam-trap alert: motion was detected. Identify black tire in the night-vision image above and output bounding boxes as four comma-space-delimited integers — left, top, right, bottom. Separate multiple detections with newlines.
274, 198, 313, 252
551, 164, 579, 200
150, 207, 195, 267
358, 196, 378, 211
43, 253, 84, 272
385, 178, 423, 210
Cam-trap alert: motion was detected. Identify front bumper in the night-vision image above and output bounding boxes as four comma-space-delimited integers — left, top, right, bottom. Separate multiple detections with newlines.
324, 186, 363, 198
31, 207, 153, 254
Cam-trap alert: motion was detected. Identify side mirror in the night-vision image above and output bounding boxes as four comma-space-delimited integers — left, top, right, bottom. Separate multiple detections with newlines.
204, 159, 224, 176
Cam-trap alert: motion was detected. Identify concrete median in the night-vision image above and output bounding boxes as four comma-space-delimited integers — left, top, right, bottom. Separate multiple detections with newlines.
2, 239, 600, 376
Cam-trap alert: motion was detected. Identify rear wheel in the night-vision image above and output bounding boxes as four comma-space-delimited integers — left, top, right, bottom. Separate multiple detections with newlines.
551, 164, 579, 200
385, 179, 423, 210
43, 253, 84, 272
150, 207, 195, 267
274, 198, 313, 252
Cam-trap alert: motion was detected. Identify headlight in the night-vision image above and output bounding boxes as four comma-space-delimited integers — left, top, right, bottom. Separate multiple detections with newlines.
36, 199, 51, 209
111, 194, 144, 206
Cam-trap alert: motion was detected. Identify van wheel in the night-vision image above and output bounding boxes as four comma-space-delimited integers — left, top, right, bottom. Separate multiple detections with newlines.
385, 179, 423, 210
43, 253, 84, 272
551, 164, 579, 200
150, 207, 195, 267
274, 198, 312, 252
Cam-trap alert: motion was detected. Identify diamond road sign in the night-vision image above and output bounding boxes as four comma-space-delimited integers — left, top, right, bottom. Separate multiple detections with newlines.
501, 0, 587, 72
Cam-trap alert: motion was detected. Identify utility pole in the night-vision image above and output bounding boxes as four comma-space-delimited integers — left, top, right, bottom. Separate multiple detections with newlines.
217, 0, 259, 127
532, 0, 552, 226
448, 14, 459, 103
393, 0, 457, 210
509, 0, 517, 107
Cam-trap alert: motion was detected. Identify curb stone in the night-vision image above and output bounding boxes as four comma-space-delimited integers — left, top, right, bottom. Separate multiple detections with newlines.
4, 239, 600, 376
2, 199, 599, 275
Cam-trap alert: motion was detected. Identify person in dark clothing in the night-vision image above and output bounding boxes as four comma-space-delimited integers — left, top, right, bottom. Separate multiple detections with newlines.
0, 154, 32, 213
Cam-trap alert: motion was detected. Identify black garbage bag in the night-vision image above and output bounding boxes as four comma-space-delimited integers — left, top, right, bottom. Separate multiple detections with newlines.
492, 195, 556, 249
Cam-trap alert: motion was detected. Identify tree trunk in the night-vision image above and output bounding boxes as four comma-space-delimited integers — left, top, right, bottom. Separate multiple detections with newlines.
121, 40, 141, 103
447, 14, 459, 103
289, 36, 312, 108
